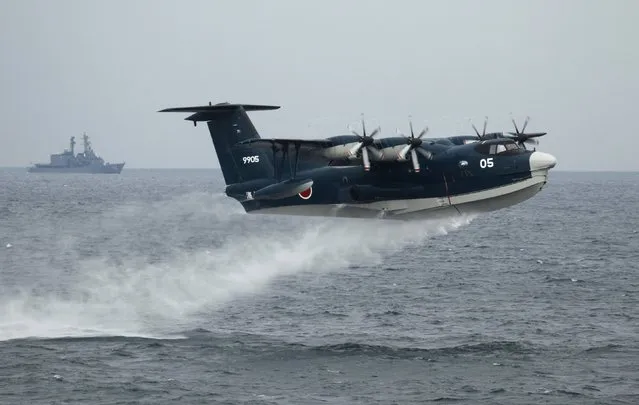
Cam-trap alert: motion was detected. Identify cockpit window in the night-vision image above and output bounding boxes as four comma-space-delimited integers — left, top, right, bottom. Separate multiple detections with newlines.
474, 143, 491, 154
475, 141, 523, 155
498, 142, 524, 155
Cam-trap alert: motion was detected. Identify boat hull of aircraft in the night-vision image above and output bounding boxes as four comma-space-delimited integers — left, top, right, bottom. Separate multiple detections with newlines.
248, 169, 549, 220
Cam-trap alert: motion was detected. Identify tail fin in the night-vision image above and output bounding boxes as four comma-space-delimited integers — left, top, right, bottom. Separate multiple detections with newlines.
160, 103, 279, 185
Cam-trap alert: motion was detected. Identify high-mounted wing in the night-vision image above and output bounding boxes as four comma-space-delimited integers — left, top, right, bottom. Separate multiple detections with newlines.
238, 138, 335, 151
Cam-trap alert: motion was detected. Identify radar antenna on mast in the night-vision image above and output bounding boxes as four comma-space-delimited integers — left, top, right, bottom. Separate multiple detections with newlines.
82, 132, 93, 154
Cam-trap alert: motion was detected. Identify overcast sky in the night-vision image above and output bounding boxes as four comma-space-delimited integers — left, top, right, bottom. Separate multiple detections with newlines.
1, 0, 637, 170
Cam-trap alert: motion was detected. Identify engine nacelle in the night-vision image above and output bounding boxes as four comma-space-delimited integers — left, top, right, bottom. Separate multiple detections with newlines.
322, 143, 411, 162
321, 143, 360, 160
373, 145, 410, 162
320, 136, 416, 163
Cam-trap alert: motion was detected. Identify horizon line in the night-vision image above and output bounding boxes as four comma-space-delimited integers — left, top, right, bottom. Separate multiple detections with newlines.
1, 166, 638, 173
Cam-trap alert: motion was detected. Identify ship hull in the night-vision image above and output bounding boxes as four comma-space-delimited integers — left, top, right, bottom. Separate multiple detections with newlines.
27, 163, 125, 174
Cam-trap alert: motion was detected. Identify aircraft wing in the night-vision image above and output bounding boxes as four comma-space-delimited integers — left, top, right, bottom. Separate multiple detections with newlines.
237, 138, 335, 152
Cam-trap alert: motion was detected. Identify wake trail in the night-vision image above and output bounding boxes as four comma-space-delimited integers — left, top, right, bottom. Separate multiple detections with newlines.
0, 192, 477, 341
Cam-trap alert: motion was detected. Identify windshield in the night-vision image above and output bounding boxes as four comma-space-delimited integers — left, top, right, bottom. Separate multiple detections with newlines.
475, 141, 524, 155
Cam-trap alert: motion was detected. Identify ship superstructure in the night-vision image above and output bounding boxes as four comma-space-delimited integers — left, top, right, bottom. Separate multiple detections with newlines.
28, 133, 125, 174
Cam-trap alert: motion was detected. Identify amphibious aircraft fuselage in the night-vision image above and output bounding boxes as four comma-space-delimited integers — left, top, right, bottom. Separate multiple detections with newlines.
160, 103, 556, 220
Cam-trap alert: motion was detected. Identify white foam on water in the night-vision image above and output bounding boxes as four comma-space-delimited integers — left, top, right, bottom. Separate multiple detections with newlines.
0, 193, 476, 341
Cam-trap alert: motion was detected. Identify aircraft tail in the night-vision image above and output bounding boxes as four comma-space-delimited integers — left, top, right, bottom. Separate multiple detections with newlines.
159, 103, 279, 185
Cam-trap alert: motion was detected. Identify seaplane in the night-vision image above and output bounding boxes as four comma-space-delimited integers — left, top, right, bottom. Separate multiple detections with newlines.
159, 103, 556, 220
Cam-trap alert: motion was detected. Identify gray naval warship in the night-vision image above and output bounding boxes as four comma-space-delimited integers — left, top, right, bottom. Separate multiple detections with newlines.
28, 133, 125, 174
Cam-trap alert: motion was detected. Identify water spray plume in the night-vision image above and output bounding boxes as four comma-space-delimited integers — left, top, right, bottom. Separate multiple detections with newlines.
0, 193, 476, 341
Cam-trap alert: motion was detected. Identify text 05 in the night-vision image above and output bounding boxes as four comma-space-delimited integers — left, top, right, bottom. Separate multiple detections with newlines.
479, 158, 494, 168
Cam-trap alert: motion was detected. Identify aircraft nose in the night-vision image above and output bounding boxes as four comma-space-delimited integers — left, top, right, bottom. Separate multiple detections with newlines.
529, 151, 557, 171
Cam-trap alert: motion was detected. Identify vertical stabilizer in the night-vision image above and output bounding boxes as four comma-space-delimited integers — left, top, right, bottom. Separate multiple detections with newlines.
159, 103, 280, 184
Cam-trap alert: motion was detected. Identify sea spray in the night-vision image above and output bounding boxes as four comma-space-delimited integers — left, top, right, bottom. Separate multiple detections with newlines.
0, 192, 476, 341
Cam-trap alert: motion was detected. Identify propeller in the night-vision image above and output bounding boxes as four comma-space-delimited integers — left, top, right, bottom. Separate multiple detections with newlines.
506, 116, 547, 148
396, 117, 432, 173
471, 116, 489, 140
348, 114, 381, 171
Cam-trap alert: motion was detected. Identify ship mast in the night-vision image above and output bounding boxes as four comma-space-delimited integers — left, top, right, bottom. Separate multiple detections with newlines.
82, 132, 92, 155
70, 136, 76, 155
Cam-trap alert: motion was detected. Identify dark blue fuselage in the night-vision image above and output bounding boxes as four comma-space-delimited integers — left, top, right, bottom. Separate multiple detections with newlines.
227, 138, 535, 212
159, 103, 555, 219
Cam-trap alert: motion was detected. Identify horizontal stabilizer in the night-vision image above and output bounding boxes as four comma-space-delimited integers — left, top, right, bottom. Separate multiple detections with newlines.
159, 103, 280, 122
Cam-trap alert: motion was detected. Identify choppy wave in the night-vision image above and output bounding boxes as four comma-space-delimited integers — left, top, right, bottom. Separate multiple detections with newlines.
306, 340, 535, 358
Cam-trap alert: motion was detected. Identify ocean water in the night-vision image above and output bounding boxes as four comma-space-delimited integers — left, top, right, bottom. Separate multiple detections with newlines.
0, 168, 637, 404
